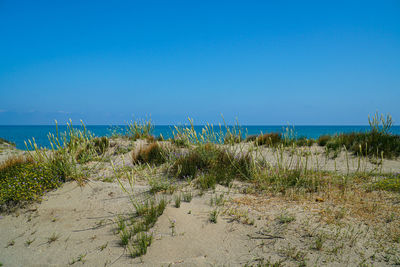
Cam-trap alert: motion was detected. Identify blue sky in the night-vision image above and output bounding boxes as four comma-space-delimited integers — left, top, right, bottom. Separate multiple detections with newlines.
0, 0, 399, 125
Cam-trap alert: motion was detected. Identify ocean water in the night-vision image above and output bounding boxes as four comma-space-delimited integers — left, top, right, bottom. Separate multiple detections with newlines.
1, 125, 400, 150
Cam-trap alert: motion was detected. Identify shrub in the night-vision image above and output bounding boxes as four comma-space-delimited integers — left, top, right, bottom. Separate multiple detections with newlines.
0, 156, 63, 211
295, 137, 315, 147
324, 132, 400, 159
256, 133, 282, 147
317, 135, 331, 146
132, 143, 166, 165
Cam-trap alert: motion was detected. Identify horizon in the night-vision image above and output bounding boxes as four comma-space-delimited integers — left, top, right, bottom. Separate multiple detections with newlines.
1, 1, 399, 125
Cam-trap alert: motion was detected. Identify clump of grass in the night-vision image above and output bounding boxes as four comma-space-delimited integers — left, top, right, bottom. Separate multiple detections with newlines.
92, 136, 110, 155
148, 177, 173, 194
126, 118, 154, 140
182, 191, 193, 202
174, 194, 181, 208
128, 232, 153, 258
47, 232, 60, 244
120, 228, 131, 247
132, 143, 167, 165
114, 198, 165, 258
277, 212, 296, 224
0, 156, 63, 212
197, 173, 217, 190
171, 144, 253, 186
256, 132, 282, 147
209, 209, 219, 223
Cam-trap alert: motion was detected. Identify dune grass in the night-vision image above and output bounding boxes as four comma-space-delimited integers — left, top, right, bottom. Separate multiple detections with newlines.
1, 112, 400, 264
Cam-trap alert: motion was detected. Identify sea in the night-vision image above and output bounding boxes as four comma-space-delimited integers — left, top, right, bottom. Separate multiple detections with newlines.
1, 125, 400, 150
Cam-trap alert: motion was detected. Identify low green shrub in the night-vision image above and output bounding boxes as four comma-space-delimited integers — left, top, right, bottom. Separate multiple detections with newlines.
324, 132, 400, 159
255, 133, 282, 147
317, 135, 331, 146
132, 143, 167, 165
295, 137, 315, 147
0, 156, 63, 211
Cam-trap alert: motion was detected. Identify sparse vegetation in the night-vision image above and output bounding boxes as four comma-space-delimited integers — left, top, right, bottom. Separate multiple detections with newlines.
1, 113, 400, 266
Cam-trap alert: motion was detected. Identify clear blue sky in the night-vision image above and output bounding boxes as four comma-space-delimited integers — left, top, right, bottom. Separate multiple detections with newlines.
0, 0, 399, 125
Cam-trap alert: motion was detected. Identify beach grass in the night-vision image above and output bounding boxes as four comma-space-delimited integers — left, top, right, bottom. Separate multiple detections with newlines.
1, 112, 400, 264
